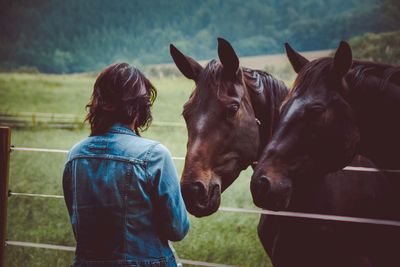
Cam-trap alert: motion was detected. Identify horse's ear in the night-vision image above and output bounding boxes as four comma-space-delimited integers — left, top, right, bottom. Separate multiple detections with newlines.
285, 43, 309, 73
170, 44, 203, 81
331, 41, 352, 78
217, 37, 239, 79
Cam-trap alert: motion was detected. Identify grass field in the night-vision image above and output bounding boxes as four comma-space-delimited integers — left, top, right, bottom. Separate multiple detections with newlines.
0, 73, 272, 267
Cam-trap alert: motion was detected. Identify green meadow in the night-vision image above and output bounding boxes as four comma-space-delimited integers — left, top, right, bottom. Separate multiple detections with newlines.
0, 73, 272, 267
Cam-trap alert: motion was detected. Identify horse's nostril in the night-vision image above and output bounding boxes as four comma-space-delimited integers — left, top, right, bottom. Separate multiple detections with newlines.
251, 175, 272, 208
259, 175, 271, 193
191, 181, 206, 196
180, 181, 221, 217
181, 181, 207, 200
209, 183, 221, 200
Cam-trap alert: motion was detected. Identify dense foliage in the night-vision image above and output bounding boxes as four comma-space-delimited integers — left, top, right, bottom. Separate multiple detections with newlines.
0, 0, 398, 73
349, 30, 400, 65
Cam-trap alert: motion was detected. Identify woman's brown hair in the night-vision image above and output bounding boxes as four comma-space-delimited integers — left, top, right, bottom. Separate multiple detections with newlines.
85, 63, 157, 135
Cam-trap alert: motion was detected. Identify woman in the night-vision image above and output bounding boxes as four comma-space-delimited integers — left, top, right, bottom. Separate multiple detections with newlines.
62, 63, 189, 267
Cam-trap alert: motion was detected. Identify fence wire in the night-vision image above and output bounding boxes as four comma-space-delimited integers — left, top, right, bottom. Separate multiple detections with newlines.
8, 191, 400, 227
5, 241, 237, 267
5, 144, 400, 267
11, 146, 186, 160
8, 145, 400, 226
10, 146, 400, 173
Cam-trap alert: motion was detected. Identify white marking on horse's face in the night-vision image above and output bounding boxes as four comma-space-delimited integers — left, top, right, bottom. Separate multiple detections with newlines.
195, 114, 208, 133
190, 135, 203, 153
282, 98, 303, 123
186, 114, 209, 153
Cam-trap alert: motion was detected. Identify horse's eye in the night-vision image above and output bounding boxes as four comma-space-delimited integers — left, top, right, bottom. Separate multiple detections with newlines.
305, 104, 326, 117
227, 104, 239, 118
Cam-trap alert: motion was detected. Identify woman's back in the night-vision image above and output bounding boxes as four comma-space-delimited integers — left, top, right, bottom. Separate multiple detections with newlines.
62, 64, 189, 267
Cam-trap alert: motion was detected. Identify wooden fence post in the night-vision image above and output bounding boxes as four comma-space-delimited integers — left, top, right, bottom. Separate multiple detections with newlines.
0, 127, 11, 267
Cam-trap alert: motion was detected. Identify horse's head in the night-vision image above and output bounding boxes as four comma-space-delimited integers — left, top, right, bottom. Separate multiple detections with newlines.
251, 41, 360, 211
170, 38, 260, 217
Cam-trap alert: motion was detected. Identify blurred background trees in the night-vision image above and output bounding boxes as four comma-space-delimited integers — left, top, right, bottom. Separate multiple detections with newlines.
349, 30, 400, 65
0, 0, 398, 73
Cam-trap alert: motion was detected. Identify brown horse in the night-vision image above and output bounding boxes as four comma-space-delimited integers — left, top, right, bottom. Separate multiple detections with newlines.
170, 38, 288, 217
170, 38, 292, 263
251, 41, 400, 211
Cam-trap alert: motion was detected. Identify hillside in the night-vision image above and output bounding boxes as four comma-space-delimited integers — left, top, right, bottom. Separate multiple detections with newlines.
1, 0, 398, 73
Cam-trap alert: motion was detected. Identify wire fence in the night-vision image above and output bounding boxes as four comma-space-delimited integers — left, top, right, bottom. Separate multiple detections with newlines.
4, 241, 236, 267
5, 144, 400, 267
8, 191, 400, 227
8, 146, 400, 225
5, 145, 232, 266
10, 146, 400, 173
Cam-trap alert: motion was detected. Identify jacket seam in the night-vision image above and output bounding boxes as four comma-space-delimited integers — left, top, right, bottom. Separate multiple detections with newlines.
108, 129, 137, 136
124, 163, 132, 259
144, 143, 161, 186
67, 154, 146, 166
74, 253, 175, 265
72, 161, 79, 239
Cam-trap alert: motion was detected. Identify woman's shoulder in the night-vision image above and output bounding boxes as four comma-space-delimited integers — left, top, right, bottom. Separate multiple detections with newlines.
142, 140, 174, 165
117, 135, 174, 163
148, 141, 170, 155
67, 136, 92, 160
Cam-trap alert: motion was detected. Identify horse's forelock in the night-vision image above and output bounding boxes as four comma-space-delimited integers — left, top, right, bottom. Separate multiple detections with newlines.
280, 58, 333, 113
183, 60, 246, 117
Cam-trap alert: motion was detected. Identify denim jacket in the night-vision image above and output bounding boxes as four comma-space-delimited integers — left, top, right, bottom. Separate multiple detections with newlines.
62, 123, 189, 267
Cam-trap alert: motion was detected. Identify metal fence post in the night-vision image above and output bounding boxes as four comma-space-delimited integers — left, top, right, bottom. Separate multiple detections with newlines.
0, 127, 11, 267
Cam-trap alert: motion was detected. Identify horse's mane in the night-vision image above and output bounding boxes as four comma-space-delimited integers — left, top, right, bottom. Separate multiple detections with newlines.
281, 58, 400, 112
243, 68, 288, 113
243, 68, 289, 139
347, 61, 400, 91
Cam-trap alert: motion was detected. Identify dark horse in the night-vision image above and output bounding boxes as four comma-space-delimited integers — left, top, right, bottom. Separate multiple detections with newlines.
251, 41, 400, 211
251, 41, 400, 266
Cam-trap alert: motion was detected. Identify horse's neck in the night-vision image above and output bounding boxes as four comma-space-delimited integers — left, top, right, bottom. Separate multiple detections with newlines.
245, 69, 289, 150
347, 68, 400, 168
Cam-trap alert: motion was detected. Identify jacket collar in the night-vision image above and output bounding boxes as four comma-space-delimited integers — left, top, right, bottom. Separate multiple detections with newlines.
109, 123, 138, 136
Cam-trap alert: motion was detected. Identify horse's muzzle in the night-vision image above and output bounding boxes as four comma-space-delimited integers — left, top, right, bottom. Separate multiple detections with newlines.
181, 181, 221, 217
250, 175, 292, 211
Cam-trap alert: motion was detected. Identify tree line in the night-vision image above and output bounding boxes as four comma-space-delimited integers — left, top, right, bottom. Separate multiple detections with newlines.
0, 0, 398, 73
